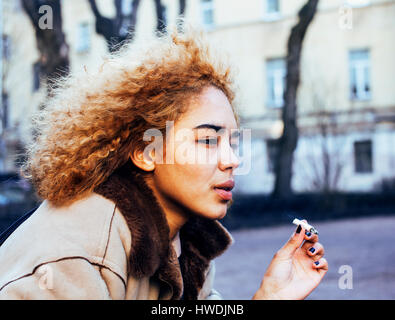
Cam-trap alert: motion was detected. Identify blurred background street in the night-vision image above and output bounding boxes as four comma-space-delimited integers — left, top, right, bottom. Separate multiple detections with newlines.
215, 215, 395, 299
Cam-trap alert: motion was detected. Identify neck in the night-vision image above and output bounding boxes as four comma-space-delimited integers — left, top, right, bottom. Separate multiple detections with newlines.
144, 177, 190, 241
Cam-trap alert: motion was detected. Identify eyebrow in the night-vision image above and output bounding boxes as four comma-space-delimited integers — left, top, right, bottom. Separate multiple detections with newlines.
193, 124, 240, 138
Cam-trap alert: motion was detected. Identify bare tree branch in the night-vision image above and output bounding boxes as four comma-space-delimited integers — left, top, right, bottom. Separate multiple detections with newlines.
153, 0, 166, 35
87, 0, 141, 51
21, 0, 69, 92
88, 0, 187, 50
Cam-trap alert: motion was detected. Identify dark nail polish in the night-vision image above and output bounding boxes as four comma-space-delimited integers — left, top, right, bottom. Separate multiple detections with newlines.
296, 225, 302, 234
309, 247, 315, 253
314, 261, 319, 265
305, 231, 312, 237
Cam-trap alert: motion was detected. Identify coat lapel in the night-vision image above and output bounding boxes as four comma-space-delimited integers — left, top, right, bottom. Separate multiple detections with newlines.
94, 160, 234, 300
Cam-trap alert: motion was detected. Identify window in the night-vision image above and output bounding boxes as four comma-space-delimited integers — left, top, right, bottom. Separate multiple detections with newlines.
266, 0, 279, 14
120, 0, 134, 36
33, 62, 41, 92
266, 139, 279, 173
354, 140, 373, 173
266, 58, 286, 108
349, 49, 371, 100
121, 0, 133, 16
264, 0, 280, 20
2, 34, 11, 60
201, 0, 214, 28
1, 93, 9, 130
12, 0, 22, 12
76, 22, 90, 53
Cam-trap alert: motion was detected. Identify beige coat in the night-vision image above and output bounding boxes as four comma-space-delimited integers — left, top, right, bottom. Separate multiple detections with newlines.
0, 161, 234, 300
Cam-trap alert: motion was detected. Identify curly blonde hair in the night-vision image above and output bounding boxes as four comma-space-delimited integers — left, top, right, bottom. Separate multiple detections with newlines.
21, 25, 240, 207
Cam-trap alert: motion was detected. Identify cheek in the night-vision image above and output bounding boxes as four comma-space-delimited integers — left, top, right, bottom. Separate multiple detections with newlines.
157, 139, 220, 208
175, 164, 214, 195
158, 163, 215, 202
156, 164, 228, 219
176, 165, 226, 215
162, 141, 219, 195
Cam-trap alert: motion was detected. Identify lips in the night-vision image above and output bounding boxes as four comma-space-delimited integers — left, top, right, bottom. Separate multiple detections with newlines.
214, 180, 235, 201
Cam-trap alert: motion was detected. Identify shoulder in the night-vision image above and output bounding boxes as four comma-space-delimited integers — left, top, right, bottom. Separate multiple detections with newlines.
0, 192, 131, 293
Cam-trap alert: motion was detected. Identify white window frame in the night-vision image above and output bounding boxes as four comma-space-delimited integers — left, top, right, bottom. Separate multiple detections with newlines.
266, 58, 286, 108
346, 0, 371, 8
263, 0, 281, 21
12, 0, 22, 12
349, 49, 371, 101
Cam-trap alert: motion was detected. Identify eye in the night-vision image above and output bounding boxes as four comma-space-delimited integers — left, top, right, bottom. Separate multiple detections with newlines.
231, 142, 239, 151
230, 137, 239, 150
198, 137, 218, 146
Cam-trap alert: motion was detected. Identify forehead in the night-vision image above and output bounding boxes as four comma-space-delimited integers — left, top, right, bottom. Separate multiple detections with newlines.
177, 86, 238, 130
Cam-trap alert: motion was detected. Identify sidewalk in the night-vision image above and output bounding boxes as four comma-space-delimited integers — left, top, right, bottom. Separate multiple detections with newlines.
214, 215, 395, 300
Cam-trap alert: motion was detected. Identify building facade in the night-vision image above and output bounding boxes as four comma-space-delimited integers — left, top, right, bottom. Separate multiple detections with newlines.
1, 0, 394, 193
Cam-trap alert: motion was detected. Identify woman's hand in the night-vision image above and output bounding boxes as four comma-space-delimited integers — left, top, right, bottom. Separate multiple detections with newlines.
252, 220, 328, 300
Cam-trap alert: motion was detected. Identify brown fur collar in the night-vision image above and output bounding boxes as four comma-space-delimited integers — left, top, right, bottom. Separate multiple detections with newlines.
93, 160, 234, 300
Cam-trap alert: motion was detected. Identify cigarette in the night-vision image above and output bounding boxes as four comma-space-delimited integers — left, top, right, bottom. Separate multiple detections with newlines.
292, 218, 319, 235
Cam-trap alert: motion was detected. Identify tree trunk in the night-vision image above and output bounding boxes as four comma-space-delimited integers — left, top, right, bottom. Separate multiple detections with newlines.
272, 0, 319, 199
21, 0, 69, 94
179, 0, 186, 16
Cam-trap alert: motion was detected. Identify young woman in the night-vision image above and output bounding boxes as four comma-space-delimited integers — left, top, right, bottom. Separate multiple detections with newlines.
0, 27, 327, 300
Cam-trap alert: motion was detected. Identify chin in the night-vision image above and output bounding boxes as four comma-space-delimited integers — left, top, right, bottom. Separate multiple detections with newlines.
217, 210, 227, 220
203, 205, 228, 220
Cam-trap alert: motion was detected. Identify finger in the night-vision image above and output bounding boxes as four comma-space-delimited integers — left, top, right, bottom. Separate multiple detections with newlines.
303, 242, 325, 259
304, 230, 319, 243
300, 219, 319, 243
313, 258, 328, 276
277, 224, 306, 258
301, 235, 320, 251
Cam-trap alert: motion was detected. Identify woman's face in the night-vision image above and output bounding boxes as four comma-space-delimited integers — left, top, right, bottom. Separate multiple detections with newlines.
150, 86, 240, 221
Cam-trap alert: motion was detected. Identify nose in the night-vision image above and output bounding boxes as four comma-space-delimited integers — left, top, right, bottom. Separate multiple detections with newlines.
218, 141, 240, 171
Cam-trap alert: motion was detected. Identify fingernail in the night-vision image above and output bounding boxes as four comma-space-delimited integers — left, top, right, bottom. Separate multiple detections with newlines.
314, 261, 319, 265
305, 231, 312, 237
296, 225, 302, 234
309, 247, 315, 253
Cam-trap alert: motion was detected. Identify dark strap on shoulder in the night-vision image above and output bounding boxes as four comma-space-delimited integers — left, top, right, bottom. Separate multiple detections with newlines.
0, 206, 38, 246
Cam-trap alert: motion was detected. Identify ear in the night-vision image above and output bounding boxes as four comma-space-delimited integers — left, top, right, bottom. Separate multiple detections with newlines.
130, 147, 156, 172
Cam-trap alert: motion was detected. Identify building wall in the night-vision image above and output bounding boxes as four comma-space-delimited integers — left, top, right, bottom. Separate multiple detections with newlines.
202, 0, 395, 193
2, 0, 394, 193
